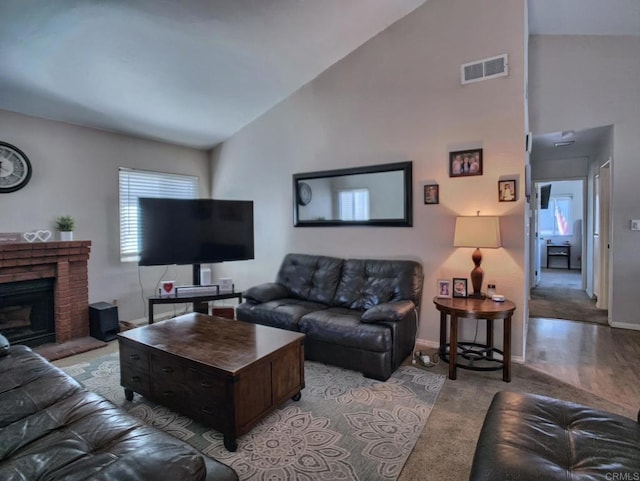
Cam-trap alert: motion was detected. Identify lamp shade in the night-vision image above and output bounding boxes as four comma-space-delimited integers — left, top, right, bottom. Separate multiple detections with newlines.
453, 216, 501, 248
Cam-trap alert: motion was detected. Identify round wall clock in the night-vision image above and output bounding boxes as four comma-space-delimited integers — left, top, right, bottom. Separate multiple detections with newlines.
297, 182, 312, 205
0, 141, 32, 193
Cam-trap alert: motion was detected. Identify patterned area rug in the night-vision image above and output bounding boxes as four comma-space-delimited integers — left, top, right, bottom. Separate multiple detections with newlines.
62, 353, 445, 481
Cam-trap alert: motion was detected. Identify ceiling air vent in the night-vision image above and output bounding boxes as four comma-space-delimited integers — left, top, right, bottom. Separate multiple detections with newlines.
461, 54, 508, 84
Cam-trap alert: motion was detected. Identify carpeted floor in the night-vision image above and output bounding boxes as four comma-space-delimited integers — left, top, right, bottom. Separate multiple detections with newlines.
397, 358, 635, 481
58, 346, 636, 481
62, 352, 446, 481
529, 269, 608, 325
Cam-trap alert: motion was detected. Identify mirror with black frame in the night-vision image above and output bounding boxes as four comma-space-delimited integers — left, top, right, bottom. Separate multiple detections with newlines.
293, 161, 412, 227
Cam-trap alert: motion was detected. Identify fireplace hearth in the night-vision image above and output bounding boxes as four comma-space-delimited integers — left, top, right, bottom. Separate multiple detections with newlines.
0, 241, 91, 344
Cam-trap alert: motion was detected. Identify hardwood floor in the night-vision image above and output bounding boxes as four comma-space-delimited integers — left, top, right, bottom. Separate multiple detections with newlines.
526, 316, 640, 412
527, 269, 640, 411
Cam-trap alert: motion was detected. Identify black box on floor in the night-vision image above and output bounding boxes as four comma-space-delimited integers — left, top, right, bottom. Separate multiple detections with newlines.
89, 302, 120, 341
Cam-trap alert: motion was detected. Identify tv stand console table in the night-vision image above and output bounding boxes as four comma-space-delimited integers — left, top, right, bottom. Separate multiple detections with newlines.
546, 244, 571, 269
148, 290, 243, 324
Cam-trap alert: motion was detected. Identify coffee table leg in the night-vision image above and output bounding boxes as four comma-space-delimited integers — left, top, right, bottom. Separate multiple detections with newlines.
292, 392, 301, 401
224, 435, 238, 452
124, 388, 134, 401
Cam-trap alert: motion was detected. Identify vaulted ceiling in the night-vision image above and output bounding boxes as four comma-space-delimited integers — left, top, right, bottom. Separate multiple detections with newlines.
1, 0, 638, 149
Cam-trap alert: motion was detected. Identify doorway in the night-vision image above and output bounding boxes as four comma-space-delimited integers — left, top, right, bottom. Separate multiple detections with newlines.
528, 126, 612, 325
535, 179, 584, 285
529, 179, 608, 324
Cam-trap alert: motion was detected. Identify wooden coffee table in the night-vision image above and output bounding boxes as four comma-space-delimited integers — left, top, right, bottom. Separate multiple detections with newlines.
117, 313, 305, 451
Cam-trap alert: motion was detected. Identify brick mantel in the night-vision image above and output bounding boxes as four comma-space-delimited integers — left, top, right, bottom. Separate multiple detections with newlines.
0, 241, 91, 342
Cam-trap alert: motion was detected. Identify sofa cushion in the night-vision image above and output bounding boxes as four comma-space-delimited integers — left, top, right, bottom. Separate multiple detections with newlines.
298, 307, 392, 352
0, 345, 217, 481
333, 259, 424, 310
361, 300, 416, 322
0, 390, 207, 481
237, 298, 329, 331
276, 253, 343, 305
0, 345, 84, 425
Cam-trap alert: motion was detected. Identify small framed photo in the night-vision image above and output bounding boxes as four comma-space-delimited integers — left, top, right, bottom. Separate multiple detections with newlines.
449, 149, 483, 177
424, 184, 439, 204
498, 180, 516, 202
453, 278, 468, 298
160, 280, 176, 297
437, 279, 451, 298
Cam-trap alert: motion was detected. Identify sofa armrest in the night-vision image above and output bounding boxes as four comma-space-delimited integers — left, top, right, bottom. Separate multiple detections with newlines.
244, 282, 290, 304
361, 300, 415, 322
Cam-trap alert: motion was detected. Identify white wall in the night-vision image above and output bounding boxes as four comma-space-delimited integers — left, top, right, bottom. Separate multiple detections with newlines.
210, 0, 528, 356
0, 110, 210, 322
529, 35, 640, 328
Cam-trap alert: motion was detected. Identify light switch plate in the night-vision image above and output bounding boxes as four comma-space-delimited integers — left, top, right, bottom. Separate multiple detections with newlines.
631, 220, 640, 231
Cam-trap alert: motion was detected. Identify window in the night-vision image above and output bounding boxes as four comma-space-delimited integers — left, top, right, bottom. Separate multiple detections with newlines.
539, 195, 572, 236
119, 168, 198, 262
338, 189, 369, 221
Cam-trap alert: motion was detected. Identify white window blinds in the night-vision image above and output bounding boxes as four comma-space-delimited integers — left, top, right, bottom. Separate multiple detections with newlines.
338, 189, 370, 221
119, 168, 198, 262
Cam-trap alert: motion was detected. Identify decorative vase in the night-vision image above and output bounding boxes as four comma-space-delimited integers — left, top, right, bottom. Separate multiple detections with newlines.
60, 231, 74, 241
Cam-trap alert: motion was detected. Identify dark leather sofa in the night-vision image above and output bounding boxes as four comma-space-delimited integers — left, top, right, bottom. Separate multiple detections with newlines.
237, 253, 424, 381
470, 391, 640, 480
0, 344, 238, 481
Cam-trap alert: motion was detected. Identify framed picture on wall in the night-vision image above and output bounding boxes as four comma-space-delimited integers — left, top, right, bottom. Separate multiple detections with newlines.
424, 184, 439, 204
498, 180, 516, 202
453, 278, 468, 298
449, 149, 483, 177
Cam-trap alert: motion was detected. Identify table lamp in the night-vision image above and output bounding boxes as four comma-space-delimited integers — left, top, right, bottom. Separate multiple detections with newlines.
453, 214, 501, 299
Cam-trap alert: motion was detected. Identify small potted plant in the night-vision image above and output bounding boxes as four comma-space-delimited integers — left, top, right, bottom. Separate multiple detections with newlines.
55, 215, 75, 241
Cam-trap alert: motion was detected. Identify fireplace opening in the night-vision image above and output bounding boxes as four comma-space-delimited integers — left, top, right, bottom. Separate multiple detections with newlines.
0, 278, 55, 347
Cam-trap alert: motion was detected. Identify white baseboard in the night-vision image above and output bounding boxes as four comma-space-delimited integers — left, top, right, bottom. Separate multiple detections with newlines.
609, 320, 640, 331
126, 309, 186, 326
416, 337, 439, 349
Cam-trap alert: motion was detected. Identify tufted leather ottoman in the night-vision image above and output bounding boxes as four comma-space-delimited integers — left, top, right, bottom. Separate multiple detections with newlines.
469, 391, 640, 481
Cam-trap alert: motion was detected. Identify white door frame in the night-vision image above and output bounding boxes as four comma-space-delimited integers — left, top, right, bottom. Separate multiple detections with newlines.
596, 160, 611, 311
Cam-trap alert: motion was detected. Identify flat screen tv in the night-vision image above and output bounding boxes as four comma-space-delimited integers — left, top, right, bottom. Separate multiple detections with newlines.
138, 198, 254, 268
540, 184, 552, 210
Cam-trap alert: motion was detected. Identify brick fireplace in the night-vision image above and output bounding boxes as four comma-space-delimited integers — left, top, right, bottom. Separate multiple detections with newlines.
0, 241, 91, 343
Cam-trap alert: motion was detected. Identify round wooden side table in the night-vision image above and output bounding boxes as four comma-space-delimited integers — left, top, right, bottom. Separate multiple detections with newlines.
433, 296, 516, 382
